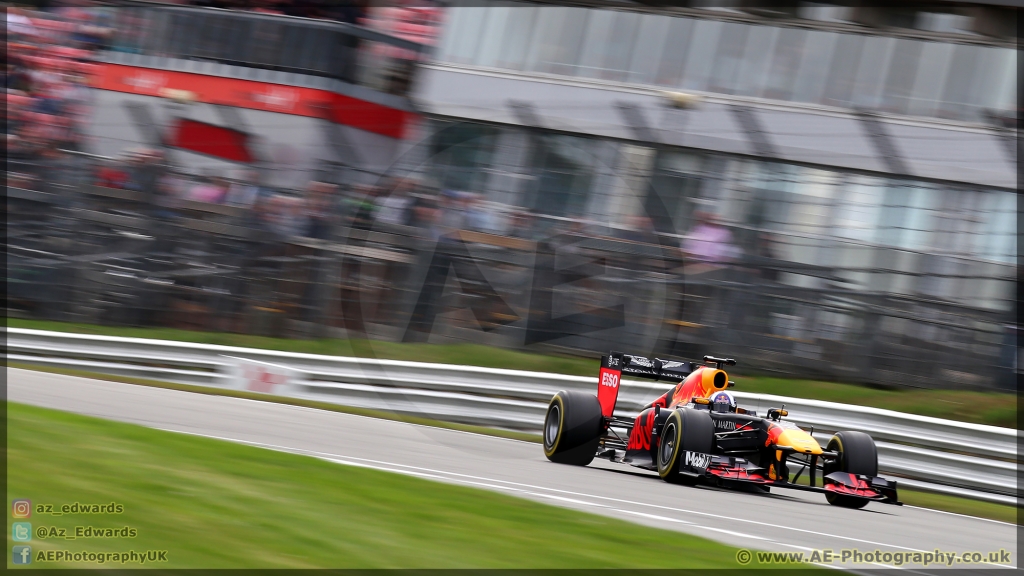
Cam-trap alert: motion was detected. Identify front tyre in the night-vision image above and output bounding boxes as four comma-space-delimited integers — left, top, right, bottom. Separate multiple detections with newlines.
543, 390, 603, 466
824, 431, 878, 509
657, 408, 714, 485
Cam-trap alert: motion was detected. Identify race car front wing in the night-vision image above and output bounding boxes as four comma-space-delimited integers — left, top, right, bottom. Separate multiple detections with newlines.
687, 454, 902, 505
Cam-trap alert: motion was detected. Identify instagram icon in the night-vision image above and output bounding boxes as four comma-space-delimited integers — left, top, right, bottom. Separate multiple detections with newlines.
12, 499, 31, 518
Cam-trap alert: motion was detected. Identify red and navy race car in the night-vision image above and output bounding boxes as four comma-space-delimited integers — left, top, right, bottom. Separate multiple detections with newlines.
543, 352, 900, 508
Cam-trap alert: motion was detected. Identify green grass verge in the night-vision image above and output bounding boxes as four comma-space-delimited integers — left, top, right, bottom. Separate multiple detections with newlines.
7, 318, 1016, 428
10, 363, 1018, 526
7, 401, 778, 569
896, 490, 1019, 525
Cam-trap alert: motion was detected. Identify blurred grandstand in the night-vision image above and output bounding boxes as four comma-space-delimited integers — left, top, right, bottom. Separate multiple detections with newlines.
6, 1, 1018, 391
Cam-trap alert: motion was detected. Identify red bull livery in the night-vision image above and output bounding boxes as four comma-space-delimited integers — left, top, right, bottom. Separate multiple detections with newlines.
543, 352, 900, 508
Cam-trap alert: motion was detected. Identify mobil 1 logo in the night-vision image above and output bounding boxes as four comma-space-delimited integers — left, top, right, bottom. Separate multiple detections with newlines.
684, 451, 711, 472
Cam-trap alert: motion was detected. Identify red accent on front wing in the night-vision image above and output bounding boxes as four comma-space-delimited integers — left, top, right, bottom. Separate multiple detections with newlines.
824, 484, 879, 497
706, 464, 769, 484
824, 473, 880, 498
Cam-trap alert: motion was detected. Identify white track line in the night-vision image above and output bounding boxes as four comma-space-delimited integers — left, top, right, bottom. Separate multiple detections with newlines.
155, 427, 1016, 569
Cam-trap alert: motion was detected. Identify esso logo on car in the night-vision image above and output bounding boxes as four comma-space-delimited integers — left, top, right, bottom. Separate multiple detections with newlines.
601, 371, 620, 388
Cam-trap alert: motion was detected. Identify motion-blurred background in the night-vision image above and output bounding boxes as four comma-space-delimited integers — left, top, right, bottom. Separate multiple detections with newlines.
7, 0, 1018, 391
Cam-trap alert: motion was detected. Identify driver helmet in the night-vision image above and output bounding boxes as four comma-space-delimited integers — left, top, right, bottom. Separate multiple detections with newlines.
709, 391, 736, 413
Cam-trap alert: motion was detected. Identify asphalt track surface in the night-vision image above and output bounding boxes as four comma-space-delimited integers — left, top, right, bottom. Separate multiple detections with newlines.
8, 368, 1018, 572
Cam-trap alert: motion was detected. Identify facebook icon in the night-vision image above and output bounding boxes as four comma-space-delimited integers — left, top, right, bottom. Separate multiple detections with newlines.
12, 546, 32, 565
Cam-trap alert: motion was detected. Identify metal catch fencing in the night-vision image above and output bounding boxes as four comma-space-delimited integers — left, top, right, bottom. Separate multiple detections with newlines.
6, 328, 1018, 506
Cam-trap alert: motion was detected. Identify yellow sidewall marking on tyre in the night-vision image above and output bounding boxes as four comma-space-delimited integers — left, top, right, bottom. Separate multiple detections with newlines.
659, 412, 683, 478
544, 395, 566, 458
825, 435, 844, 503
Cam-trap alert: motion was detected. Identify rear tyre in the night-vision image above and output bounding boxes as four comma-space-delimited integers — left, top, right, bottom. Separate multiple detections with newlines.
824, 431, 878, 509
657, 408, 715, 485
543, 390, 603, 466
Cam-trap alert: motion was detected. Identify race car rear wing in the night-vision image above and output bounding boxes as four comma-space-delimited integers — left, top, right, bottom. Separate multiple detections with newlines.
597, 352, 696, 418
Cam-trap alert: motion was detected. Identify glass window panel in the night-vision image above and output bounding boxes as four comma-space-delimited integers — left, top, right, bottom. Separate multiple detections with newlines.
497, 6, 538, 70
707, 22, 749, 94
680, 19, 723, 92
791, 30, 836, 104
938, 43, 981, 120
933, 188, 983, 256
430, 122, 499, 192
896, 183, 936, 251
654, 17, 695, 87
292, 26, 317, 71
222, 18, 247, 63
761, 26, 807, 101
977, 191, 1017, 263
627, 13, 672, 85
249, 19, 283, 67
279, 25, 304, 70
735, 25, 778, 97
446, 7, 488, 65
577, 10, 616, 79
908, 187, 938, 252
602, 11, 641, 81
822, 33, 865, 107
906, 41, 952, 117
646, 150, 703, 234
833, 175, 883, 244
434, 6, 467, 63
140, 9, 166, 54
578, 10, 640, 81
308, 30, 331, 75
165, 13, 192, 57
849, 36, 894, 109
968, 46, 1016, 118
475, 5, 512, 67
113, 9, 146, 54
220, 18, 247, 63
880, 38, 924, 115
525, 134, 598, 218
991, 48, 1017, 114
203, 16, 226, 59
524, 7, 588, 75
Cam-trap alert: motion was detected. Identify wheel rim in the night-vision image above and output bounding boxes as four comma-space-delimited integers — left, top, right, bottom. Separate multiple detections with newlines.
544, 404, 560, 448
660, 421, 676, 466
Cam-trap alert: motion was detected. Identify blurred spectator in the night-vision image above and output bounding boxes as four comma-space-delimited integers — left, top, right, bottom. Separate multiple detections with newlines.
620, 214, 659, 244
464, 193, 497, 233
133, 149, 166, 209
754, 231, 781, 283
374, 177, 415, 226
153, 169, 191, 218
303, 180, 339, 239
348, 184, 379, 231
267, 193, 307, 239
5, 5, 106, 179
224, 169, 267, 209
409, 193, 442, 241
187, 174, 229, 204
438, 190, 468, 233
682, 211, 740, 264
508, 210, 541, 241
7, 9, 40, 38
96, 162, 131, 189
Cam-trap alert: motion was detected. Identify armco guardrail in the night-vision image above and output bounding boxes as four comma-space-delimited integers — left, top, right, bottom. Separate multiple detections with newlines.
6, 328, 1018, 506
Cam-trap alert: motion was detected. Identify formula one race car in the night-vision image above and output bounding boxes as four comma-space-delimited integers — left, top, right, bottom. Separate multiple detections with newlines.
543, 352, 900, 508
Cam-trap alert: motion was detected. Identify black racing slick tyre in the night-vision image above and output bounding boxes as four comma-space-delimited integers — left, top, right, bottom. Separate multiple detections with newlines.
543, 390, 603, 466
657, 408, 715, 485
824, 431, 878, 509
